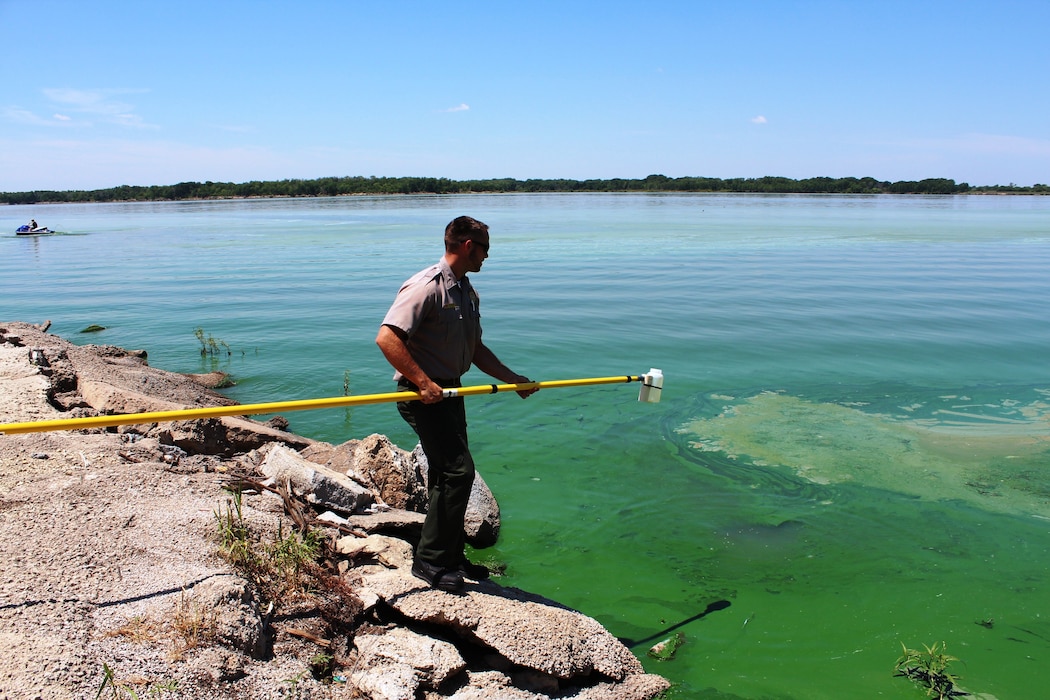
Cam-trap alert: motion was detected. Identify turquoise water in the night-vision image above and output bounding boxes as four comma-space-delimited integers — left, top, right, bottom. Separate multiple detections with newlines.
3, 194, 1049, 698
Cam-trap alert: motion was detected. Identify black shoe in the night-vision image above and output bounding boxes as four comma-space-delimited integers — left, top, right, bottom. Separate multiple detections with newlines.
457, 559, 490, 580
411, 559, 464, 592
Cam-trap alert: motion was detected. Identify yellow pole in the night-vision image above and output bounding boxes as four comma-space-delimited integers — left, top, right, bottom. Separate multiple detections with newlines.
0, 375, 646, 436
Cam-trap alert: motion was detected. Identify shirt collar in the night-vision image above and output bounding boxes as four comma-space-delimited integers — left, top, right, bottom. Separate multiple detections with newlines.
437, 257, 469, 290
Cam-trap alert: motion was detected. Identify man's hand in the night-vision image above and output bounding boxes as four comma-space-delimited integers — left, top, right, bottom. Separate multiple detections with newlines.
472, 343, 537, 400
511, 374, 538, 399
418, 378, 445, 404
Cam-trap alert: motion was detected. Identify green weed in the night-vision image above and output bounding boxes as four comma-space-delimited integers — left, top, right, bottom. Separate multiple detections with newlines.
310, 651, 335, 679
95, 663, 179, 699
281, 669, 309, 698
214, 489, 324, 603
894, 641, 967, 698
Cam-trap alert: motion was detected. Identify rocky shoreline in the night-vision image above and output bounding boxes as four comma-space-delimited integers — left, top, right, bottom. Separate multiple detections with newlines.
0, 322, 670, 700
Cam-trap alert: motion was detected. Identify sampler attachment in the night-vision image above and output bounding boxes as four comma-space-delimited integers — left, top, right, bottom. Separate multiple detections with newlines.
638, 368, 664, 403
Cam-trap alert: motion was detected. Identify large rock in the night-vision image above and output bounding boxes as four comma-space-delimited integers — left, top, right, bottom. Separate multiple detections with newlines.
3, 323, 312, 454
79, 378, 186, 416
302, 435, 501, 547
437, 672, 673, 700
359, 437, 426, 509
54, 336, 238, 409
351, 535, 669, 699
351, 627, 466, 699
158, 415, 313, 454
188, 574, 268, 659
335, 533, 414, 569
350, 661, 417, 700
301, 434, 427, 511
260, 443, 375, 514
346, 509, 427, 539
461, 467, 500, 546
215, 415, 314, 452
440, 671, 548, 700
76, 379, 313, 454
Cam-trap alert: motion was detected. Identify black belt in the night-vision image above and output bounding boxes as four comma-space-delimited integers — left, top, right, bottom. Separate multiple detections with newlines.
398, 377, 461, 391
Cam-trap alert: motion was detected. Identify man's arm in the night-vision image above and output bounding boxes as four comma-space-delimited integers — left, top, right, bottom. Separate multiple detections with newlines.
472, 341, 537, 398
375, 325, 444, 403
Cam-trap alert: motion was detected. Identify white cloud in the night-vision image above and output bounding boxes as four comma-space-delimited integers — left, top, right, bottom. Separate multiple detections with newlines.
40, 88, 157, 129
1, 107, 75, 128
751, 115, 768, 124
3, 107, 47, 125
442, 103, 470, 113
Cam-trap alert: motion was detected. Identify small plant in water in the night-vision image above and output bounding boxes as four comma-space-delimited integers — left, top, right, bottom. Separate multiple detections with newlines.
194, 327, 231, 357
894, 641, 968, 698
343, 369, 355, 426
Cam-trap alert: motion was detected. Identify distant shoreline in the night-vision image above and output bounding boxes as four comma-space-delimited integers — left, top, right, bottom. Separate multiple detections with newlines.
6, 191, 1046, 209
4, 175, 1047, 205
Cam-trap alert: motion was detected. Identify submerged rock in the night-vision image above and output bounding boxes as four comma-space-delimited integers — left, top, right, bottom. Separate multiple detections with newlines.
647, 633, 684, 661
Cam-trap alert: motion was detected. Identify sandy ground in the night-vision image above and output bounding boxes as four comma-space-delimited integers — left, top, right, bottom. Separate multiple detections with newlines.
0, 335, 345, 699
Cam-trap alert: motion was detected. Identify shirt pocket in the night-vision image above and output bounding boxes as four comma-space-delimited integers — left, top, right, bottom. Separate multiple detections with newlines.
438, 304, 463, 342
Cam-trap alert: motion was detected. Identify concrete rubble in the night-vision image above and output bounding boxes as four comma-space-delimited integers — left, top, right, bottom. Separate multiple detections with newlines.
0, 321, 670, 699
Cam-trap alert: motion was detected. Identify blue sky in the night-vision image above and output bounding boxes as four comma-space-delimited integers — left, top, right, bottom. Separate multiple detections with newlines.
2, 0, 1047, 191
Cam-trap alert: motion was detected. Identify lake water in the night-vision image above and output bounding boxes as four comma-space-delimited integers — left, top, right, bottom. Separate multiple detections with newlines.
3, 193, 1049, 698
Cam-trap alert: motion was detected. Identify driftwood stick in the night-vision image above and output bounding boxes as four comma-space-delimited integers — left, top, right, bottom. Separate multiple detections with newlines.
284, 627, 331, 647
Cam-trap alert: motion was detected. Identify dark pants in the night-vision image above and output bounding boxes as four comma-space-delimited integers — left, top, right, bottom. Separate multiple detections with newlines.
397, 381, 474, 568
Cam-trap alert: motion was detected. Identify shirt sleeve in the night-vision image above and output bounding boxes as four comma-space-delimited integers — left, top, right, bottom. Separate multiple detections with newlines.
381, 266, 439, 336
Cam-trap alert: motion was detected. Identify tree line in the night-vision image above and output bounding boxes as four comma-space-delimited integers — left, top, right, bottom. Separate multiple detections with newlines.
3, 174, 1047, 205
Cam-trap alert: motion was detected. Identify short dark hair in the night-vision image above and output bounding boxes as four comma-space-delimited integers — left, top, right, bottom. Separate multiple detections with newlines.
445, 216, 489, 251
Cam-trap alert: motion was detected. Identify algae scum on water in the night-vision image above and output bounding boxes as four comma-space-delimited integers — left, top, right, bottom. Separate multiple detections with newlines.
680, 386, 1050, 520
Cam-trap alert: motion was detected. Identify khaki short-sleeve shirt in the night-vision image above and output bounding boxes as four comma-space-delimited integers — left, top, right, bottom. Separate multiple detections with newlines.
381, 258, 481, 381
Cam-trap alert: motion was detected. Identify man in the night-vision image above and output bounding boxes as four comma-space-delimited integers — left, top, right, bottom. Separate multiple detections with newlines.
376, 216, 537, 592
